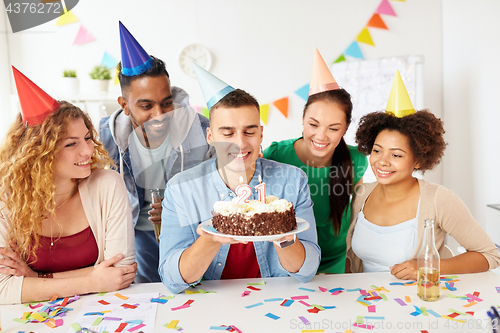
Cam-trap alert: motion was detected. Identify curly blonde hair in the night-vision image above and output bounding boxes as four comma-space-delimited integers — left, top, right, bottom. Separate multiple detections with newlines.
0, 101, 113, 263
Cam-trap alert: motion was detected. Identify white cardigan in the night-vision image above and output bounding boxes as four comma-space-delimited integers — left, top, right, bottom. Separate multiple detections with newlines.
0, 169, 135, 304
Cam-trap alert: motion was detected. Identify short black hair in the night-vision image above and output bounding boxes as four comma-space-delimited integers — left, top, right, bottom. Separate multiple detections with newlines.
117, 55, 169, 95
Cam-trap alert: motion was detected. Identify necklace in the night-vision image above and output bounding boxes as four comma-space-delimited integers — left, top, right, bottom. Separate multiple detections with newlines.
51, 183, 77, 246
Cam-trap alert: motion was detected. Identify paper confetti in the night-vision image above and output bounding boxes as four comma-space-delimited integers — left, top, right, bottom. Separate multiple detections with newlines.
264, 298, 283, 302
291, 295, 309, 300
245, 302, 264, 309
427, 309, 441, 318
247, 286, 261, 291
281, 299, 294, 307
114, 293, 128, 300
368, 305, 376, 313
299, 316, 310, 325
299, 287, 316, 292
167, 320, 179, 329
247, 281, 265, 285
265, 313, 280, 320
242, 290, 251, 297
394, 298, 407, 306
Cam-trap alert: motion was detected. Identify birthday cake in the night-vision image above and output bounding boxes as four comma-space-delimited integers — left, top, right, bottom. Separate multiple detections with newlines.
211, 196, 296, 236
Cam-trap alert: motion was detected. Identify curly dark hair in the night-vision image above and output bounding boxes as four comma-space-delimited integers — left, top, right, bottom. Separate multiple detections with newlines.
355, 110, 447, 173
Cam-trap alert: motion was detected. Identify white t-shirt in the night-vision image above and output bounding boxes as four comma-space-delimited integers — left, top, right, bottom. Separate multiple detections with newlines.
130, 128, 169, 231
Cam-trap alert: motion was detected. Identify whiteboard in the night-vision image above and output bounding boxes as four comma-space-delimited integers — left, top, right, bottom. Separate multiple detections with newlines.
330, 55, 424, 182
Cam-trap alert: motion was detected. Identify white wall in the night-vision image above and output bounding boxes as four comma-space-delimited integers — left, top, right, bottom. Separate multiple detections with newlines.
442, 0, 500, 238
4, 0, 444, 180
0, 10, 13, 133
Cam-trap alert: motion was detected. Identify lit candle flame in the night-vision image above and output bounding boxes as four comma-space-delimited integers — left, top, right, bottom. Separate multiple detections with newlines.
258, 174, 262, 183
239, 176, 244, 184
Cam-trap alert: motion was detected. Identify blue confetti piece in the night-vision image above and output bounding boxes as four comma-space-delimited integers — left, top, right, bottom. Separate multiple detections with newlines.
299, 287, 316, 292
265, 313, 280, 320
346, 288, 362, 292
209, 327, 229, 330
328, 287, 344, 293
389, 282, 405, 285
281, 300, 294, 307
264, 298, 284, 302
245, 302, 264, 309
323, 306, 336, 309
364, 316, 385, 320
427, 309, 441, 318
151, 298, 168, 304
405, 281, 417, 285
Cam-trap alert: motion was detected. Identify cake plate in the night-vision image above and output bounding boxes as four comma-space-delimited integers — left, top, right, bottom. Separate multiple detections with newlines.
200, 217, 310, 241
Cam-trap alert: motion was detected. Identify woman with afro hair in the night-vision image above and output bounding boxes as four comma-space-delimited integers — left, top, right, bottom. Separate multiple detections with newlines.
345, 106, 500, 280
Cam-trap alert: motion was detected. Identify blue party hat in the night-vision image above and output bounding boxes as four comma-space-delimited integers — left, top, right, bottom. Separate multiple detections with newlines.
193, 63, 234, 109
119, 21, 152, 76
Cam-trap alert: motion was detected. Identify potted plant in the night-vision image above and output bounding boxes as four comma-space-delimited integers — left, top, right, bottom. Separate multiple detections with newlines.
61, 69, 79, 96
89, 65, 112, 93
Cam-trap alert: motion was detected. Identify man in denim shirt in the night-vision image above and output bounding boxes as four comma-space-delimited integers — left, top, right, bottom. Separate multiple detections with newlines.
99, 24, 214, 282
159, 68, 320, 293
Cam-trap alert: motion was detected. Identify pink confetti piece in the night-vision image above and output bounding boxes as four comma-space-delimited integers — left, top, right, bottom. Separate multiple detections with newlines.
171, 304, 190, 311
319, 287, 328, 292
28, 303, 43, 309
466, 294, 483, 302
128, 323, 146, 332
368, 305, 376, 313
360, 290, 368, 295
242, 290, 251, 297
299, 300, 310, 307
354, 323, 374, 330
331, 290, 342, 296
291, 295, 309, 300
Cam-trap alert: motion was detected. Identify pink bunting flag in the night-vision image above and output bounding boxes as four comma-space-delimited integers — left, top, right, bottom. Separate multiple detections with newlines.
376, 0, 397, 16
73, 25, 95, 45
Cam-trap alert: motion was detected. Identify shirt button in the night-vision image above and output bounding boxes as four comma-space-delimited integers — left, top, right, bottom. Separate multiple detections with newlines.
217, 262, 222, 266
220, 194, 224, 198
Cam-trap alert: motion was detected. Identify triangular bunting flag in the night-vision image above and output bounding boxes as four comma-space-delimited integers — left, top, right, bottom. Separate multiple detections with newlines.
273, 97, 288, 118
295, 84, 310, 101
114, 68, 120, 85
334, 54, 346, 63
376, 0, 397, 16
55, 7, 78, 26
356, 27, 375, 46
101, 52, 118, 69
367, 13, 388, 30
73, 25, 94, 45
201, 107, 210, 119
345, 41, 364, 59
260, 104, 269, 125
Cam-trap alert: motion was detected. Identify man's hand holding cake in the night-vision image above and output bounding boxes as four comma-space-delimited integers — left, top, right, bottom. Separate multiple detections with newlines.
158, 65, 320, 293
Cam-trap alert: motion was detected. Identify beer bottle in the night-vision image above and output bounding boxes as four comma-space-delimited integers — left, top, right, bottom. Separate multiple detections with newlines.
417, 219, 440, 301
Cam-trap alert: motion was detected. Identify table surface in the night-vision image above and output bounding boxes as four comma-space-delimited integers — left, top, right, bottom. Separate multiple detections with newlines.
2, 271, 500, 333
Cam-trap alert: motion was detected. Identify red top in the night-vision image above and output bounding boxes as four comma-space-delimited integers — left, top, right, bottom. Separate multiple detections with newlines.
221, 242, 261, 279
29, 226, 98, 273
